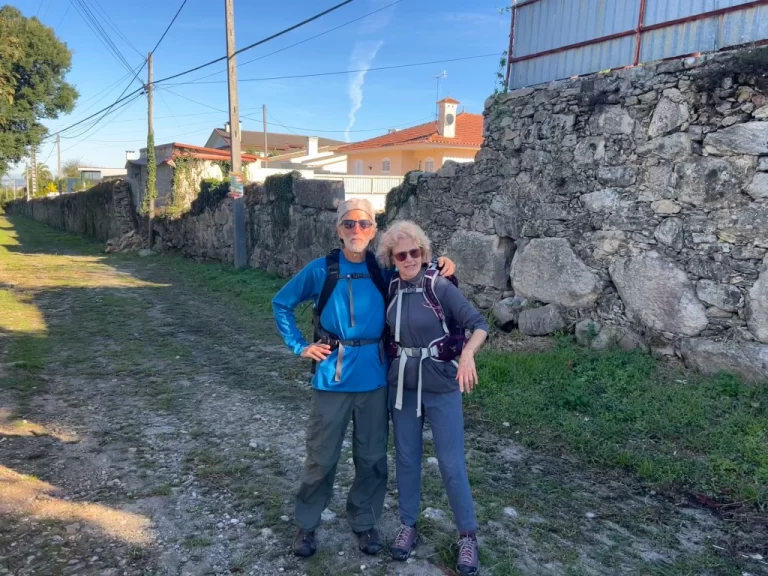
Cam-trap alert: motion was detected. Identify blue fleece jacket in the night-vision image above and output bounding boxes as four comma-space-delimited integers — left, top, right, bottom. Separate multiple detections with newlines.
272, 252, 393, 392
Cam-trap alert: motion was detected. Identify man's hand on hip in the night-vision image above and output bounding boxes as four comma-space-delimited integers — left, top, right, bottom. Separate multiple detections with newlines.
301, 342, 332, 361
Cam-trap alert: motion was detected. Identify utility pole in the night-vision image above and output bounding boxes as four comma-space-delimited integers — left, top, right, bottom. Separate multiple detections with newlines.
29, 148, 37, 199
57, 134, 62, 195
225, 0, 247, 269
263, 104, 268, 159
147, 51, 155, 249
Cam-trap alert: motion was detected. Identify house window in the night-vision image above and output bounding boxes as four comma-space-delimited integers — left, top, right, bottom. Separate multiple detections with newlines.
353, 159, 364, 175
381, 158, 391, 174
424, 158, 435, 172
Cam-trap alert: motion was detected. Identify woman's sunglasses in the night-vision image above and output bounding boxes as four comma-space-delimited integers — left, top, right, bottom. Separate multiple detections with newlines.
393, 248, 422, 262
341, 219, 373, 230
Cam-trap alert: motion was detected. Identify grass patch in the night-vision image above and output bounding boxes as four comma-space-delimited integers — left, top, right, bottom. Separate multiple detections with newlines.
469, 337, 768, 507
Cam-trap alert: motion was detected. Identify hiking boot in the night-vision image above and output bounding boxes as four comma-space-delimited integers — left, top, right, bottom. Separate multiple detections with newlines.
354, 528, 382, 555
390, 524, 418, 561
293, 528, 316, 558
456, 532, 479, 576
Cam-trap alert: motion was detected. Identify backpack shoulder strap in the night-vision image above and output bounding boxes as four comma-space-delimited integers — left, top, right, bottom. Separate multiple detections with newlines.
422, 268, 449, 330
365, 250, 388, 302
317, 249, 341, 317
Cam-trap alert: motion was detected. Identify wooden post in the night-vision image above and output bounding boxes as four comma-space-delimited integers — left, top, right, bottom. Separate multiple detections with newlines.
225, 0, 247, 269
147, 51, 155, 249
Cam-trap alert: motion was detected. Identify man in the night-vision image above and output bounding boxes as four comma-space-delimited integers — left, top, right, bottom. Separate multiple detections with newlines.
272, 198, 455, 558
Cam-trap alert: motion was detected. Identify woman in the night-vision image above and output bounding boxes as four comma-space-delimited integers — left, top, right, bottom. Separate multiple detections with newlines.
377, 220, 488, 576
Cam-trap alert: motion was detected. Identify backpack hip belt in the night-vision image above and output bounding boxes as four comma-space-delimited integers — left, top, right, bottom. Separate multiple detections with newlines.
316, 330, 382, 382
394, 344, 459, 418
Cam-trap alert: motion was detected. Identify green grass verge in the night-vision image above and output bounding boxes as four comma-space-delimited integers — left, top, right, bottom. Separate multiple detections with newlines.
470, 337, 768, 508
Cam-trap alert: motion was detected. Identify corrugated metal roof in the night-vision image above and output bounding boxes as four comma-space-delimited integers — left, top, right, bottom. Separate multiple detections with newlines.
509, 0, 768, 89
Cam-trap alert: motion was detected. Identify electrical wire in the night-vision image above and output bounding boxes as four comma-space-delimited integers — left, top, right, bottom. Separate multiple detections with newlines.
175, 0, 404, 85
45, 0, 359, 140
166, 53, 499, 86
88, 0, 144, 58
151, 0, 189, 54
69, 0, 138, 79
61, 93, 143, 153
162, 88, 437, 135
50, 0, 187, 142
150, 0, 359, 86
55, 3, 72, 28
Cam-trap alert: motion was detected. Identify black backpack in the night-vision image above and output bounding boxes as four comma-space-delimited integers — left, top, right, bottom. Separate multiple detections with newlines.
311, 248, 388, 373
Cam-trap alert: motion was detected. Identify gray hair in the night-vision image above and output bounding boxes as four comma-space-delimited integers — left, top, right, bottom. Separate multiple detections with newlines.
376, 220, 433, 268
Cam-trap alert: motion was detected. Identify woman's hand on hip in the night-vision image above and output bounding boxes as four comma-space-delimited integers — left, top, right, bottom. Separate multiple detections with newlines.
300, 342, 332, 362
456, 350, 478, 393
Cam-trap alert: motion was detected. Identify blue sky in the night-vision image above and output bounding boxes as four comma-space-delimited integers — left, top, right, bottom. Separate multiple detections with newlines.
9, 0, 510, 176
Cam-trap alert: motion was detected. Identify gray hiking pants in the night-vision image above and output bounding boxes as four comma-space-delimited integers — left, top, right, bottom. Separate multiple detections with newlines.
295, 387, 389, 532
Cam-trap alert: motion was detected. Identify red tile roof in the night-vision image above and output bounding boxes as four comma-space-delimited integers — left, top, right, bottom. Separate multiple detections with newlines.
337, 112, 483, 152
439, 97, 461, 104
170, 142, 261, 163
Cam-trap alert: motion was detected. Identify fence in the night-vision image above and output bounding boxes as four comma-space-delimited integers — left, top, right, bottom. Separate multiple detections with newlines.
313, 174, 404, 211
505, 0, 768, 90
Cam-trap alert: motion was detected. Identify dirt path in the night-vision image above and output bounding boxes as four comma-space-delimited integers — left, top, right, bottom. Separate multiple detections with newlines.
0, 215, 765, 576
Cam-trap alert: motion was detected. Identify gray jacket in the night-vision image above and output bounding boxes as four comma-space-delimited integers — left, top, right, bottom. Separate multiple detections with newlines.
386, 269, 489, 394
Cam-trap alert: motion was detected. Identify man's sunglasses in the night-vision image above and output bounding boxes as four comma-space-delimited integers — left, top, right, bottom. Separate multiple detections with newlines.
341, 219, 373, 230
393, 248, 422, 262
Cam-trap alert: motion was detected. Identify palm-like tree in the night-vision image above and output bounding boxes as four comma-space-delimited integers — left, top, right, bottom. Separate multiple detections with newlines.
24, 163, 53, 189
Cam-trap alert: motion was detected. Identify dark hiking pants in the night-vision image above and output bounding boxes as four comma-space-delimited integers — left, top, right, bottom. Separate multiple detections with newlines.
295, 387, 389, 532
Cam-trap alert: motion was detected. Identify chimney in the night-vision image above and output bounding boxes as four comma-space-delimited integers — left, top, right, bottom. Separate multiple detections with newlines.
306, 136, 319, 157
388, 128, 398, 134
437, 98, 459, 138
224, 121, 242, 134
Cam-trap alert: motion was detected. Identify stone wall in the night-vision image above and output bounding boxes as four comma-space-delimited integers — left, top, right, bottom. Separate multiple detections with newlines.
386, 47, 768, 380
5, 180, 136, 242
153, 178, 344, 277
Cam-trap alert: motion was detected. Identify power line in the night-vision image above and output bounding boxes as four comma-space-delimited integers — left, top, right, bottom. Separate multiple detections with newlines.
162, 88, 436, 135
55, 3, 72, 28
61, 93, 143, 153
151, 0, 189, 54
167, 53, 499, 86
61, 92, 143, 141
151, 0, 358, 86
88, 0, 144, 58
266, 114, 436, 134
63, 0, 187, 142
176, 0, 404, 85
45, 1, 360, 140
69, 0, 138, 79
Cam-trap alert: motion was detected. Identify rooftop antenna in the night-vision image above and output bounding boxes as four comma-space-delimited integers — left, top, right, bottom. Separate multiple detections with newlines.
435, 70, 447, 120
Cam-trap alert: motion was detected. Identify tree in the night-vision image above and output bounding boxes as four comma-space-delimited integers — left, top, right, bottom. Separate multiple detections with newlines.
61, 158, 81, 178
24, 162, 54, 195
0, 6, 78, 176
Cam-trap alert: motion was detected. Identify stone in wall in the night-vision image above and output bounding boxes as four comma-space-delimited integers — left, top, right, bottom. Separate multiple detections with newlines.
675, 156, 755, 207
511, 238, 602, 308
704, 122, 768, 156
609, 252, 708, 336
448, 230, 513, 290
648, 89, 689, 138
518, 304, 565, 336
680, 339, 768, 382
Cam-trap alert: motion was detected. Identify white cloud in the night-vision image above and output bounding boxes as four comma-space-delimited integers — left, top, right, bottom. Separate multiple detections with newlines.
345, 40, 384, 142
